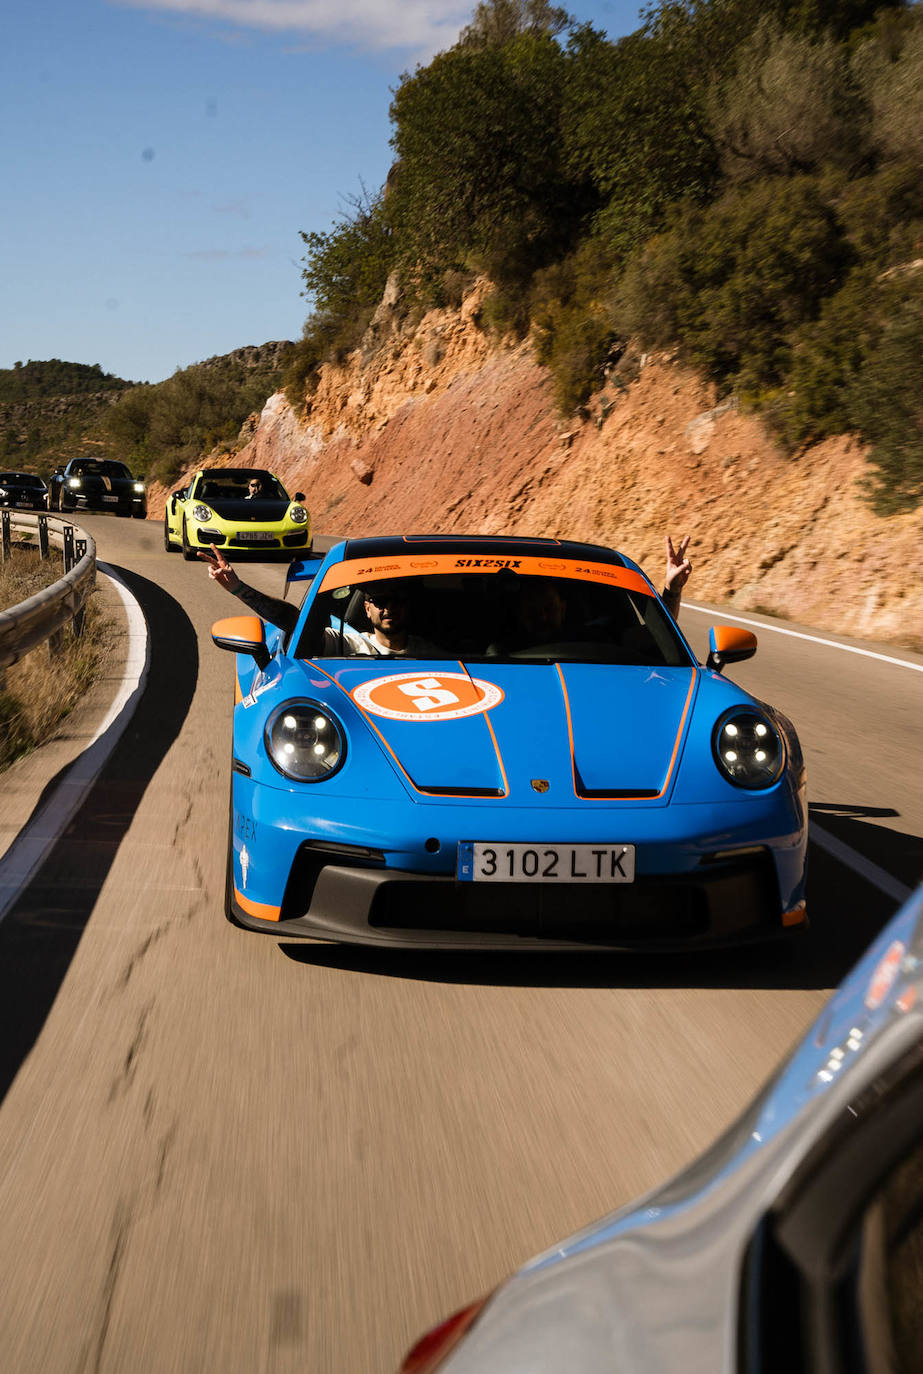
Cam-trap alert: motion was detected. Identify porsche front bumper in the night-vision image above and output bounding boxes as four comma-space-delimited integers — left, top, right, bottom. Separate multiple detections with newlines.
228, 783, 807, 950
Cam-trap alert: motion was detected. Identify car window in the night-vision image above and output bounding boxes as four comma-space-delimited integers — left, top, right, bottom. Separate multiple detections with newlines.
70, 460, 132, 478
856, 1127, 923, 1371
195, 474, 288, 500
297, 570, 691, 665
1, 472, 44, 486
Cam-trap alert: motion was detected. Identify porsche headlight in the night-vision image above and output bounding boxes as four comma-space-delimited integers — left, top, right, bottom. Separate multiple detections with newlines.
712, 709, 785, 789
192, 503, 212, 522
265, 702, 344, 782
289, 504, 308, 524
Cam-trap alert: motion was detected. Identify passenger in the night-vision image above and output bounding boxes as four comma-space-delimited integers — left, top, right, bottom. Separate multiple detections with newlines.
245, 477, 264, 499
662, 534, 692, 619
519, 578, 568, 639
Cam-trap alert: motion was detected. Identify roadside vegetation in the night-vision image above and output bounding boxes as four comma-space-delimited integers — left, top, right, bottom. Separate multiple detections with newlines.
287, 0, 923, 513
106, 344, 295, 488
3, 2, 919, 514
0, 348, 294, 494
0, 360, 135, 476
0, 548, 111, 772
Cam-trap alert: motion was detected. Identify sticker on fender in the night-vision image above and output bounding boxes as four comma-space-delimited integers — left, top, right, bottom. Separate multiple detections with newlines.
351, 671, 504, 722
458, 842, 635, 883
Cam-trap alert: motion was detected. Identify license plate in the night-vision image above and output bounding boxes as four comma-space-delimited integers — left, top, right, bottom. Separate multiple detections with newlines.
102, 494, 118, 503
236, 530, 275, 541
457, 842, 635, 883
15, 500, 32, 508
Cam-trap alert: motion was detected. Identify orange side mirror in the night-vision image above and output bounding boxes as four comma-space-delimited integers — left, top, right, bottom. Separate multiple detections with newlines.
706, 625, 757, 672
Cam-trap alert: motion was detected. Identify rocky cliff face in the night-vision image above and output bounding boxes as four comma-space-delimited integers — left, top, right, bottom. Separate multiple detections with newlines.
149, 279, 922, 652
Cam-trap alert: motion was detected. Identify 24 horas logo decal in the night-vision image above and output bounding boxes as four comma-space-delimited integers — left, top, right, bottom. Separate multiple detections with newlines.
351, 672, 504, 722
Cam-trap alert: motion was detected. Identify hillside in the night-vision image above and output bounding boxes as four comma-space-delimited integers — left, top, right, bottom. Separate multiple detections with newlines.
0, 360, 136, 475
0, 346, 293, 479
147, 278, 923, 653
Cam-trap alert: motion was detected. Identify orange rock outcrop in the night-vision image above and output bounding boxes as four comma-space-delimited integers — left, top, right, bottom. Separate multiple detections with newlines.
148, 279, 923, 651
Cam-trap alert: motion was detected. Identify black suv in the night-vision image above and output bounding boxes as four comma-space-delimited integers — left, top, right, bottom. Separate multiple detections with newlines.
50, 459, 147, 518
0, 471, 49, 511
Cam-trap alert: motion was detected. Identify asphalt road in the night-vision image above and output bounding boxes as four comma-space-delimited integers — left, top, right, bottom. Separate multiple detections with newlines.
0, 516, 920, 1373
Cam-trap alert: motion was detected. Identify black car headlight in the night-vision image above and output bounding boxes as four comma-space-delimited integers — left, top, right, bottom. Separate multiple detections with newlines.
289, 504, 308, 524
192, 503, 212, 521
265, 702, 345, 782
712, 708, 785, 790
68, 477, 81, 489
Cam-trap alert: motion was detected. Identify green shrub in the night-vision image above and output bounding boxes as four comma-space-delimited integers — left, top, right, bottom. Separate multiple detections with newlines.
707, 18, 862, 181
849, 275, 923, 513
765, 269, 876, 447
834, 159, 923, 268
388, 32, 584, 294
852, 8, 923, 166
299, 189, 395, 342
617, 177, 852, 391
562, 22, 718, 263
529, 238, 620, 410
107, 350, 293, 486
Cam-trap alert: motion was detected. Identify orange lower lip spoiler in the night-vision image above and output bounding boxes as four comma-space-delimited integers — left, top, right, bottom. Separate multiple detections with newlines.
235, 888, 281, 922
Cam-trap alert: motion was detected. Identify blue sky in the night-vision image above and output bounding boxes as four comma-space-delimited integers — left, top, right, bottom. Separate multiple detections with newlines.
2, 1, 645, 384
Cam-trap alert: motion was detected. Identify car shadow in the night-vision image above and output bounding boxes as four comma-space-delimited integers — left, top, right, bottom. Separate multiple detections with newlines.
0, 568, 198, 1106
810, 801, 923, 891
279, 803, 920, 993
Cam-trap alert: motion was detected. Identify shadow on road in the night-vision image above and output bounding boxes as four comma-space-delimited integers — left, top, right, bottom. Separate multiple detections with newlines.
811, 800, 923, 891
0, 568, 198, 1106
280, 803, 920, 993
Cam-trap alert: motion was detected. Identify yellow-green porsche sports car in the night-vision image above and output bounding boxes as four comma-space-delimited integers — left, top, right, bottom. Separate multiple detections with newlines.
164, 467, 311, 560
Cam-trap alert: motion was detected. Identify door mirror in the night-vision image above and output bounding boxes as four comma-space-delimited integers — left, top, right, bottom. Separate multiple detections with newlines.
211, 616, 270, 670
294, 491, 306, 502
706, 625, 757, 672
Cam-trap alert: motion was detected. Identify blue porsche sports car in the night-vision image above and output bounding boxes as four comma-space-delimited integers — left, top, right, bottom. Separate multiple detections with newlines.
211, 535, 807, 949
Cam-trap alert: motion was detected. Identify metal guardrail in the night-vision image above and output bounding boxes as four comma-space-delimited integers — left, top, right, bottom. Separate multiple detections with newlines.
0, 510, 96, 671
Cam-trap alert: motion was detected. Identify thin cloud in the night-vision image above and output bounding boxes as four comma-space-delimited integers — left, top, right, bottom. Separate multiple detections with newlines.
110, 0, 471, 53
185, 245, 275, 259
212, 199, 252, 219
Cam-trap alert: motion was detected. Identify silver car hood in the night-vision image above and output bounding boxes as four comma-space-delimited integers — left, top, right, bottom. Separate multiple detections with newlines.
442, 887, 923, 1373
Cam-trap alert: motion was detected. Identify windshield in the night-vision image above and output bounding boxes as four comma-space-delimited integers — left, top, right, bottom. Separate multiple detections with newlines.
0, 473, 44, 487
296, 567, 692, 666
194, 471, 289, 501
69, 460, 132, 478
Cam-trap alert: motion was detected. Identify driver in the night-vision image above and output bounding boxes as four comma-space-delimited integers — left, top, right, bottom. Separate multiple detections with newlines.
349, 582, 445, 658
199, 549, 445, 657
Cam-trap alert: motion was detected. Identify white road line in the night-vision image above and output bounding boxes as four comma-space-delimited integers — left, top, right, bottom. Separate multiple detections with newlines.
684, 604, 917, 900
0, 564, 149, 924
810, 823, 913, 905
684, 602, 923, 673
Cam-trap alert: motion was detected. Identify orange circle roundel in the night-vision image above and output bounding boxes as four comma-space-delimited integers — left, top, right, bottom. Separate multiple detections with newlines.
351, 672, 504, 722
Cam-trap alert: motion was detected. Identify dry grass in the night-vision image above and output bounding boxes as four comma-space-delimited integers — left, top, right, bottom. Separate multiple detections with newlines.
0, 548, 114, 772
0, 544, 65, 611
